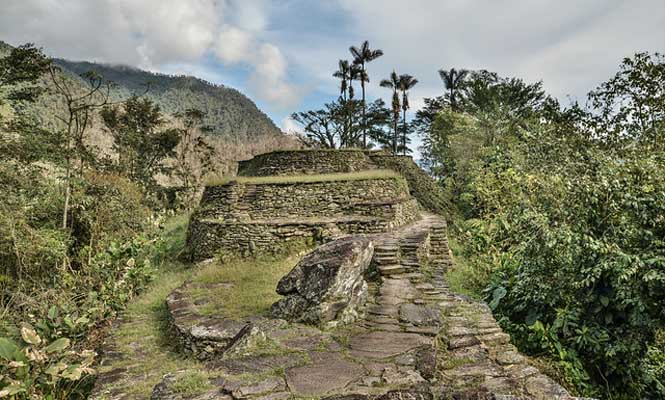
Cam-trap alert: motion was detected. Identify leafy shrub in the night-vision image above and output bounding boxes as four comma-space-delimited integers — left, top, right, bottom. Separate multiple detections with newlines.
0, 325, 95, 399
425, 53, 665, 399
443, 134, 665, 398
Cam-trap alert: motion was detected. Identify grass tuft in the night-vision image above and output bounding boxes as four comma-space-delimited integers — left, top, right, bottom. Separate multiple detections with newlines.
205, 169, 401, 186
189, 249, 309, 319
444, 236, 487, 300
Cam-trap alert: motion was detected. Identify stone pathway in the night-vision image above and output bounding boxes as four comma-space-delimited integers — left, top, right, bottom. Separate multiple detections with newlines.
93, 213, 586, 400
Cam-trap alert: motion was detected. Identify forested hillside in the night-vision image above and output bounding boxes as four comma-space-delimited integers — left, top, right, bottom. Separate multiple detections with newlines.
0, 40, 281, 139
54, 59, 281, 138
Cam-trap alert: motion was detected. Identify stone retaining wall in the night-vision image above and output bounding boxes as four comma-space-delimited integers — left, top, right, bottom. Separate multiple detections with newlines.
188, 198, 420, 261
196, 176, 410, 221
238, 150, 376, 176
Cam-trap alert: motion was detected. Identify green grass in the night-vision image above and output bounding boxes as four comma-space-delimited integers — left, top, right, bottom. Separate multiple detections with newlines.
167, 370, 214, 395
188, 249, 308, 319
205, 169, 401, 186
444, 236, 487, 300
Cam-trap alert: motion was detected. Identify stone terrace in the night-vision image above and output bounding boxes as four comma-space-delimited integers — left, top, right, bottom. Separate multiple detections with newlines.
187, 171, 420, 261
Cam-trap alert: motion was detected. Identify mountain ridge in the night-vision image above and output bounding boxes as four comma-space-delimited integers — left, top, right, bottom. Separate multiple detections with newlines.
0, 40, 282, 138
54, 58, 282, 137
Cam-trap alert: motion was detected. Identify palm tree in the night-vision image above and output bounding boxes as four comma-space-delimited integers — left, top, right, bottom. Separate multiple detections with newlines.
380, 71, 401, 154
350, 40, 383, 147
333, 60, 354, 139
398, 74, 418, 155
438, 68, 468, 111
332, 60, 352, 101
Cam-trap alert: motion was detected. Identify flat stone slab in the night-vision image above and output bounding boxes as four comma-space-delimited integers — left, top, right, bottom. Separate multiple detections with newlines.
348, 331, 432, 359
398, 304, 441, 327
380, 279, 419, 300
210, 353, 308, 375
285, 352, 365, 396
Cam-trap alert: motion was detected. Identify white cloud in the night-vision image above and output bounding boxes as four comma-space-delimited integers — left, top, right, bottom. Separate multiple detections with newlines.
215, 26, 254, 63
214, 29, 301, 109
0, 0, 302, 108
2, 0, 663, 119
250, 43, 301, 109
331, 0, 665, 107
281, 116, 300, 134
229, 0, 270, 32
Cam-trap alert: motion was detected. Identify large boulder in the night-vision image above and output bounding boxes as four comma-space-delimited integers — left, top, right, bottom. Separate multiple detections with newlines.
270, 235, 374, 326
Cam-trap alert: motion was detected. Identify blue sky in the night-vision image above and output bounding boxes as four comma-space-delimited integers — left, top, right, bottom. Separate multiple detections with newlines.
2, 0, 664, 149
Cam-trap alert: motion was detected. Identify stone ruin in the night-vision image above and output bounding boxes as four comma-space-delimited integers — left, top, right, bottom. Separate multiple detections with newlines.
92, 149, 592, 400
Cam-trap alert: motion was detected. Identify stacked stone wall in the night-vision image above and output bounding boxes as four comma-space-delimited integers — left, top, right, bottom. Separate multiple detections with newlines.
196, 177, 411, 221
188, 199, 420, 261
238, 150, 376, 176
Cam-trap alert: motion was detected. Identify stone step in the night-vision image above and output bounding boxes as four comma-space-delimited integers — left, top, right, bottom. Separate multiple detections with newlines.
378, 265, 409, 275
374, 248, 399, 253
373, 256, 400, 264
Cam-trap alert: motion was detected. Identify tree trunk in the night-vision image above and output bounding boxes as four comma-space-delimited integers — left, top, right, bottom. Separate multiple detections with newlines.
402, 109, 407, 155
393, 115, 398, 154
361, 62, 366, 148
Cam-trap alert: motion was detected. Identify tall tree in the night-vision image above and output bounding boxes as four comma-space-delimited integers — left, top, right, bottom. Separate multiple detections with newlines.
380, 71, 401, 154
0, 43, 51, 108
398, 74, 418, 155
588, 52, 665, 148
350, 40, 383, 148
438, 68, 468, 111
0, 43, 56, 164
291, 105, 339, 149
48, 68, 115, 229
332, 60, 352, 102
101, 96, 180, 190
411, 96, 445, 138
333, 60, 354, 140
173, 108, 216, 201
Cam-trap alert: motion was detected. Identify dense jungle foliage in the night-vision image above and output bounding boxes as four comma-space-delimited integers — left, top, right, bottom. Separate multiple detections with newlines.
0, 42, 295, 399
420, 53, 665, 399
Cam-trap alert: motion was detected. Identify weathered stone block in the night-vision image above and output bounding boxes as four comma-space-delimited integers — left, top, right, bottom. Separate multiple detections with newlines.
270, 235, 374, 326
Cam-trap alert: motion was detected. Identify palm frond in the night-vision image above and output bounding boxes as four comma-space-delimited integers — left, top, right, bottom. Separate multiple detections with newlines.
379, 79, 394, 88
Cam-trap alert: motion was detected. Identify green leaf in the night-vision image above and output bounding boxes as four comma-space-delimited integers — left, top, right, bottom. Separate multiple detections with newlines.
489, 286, 507, 310
45, 361, 67, 376
20, 327, 41, 345
0, 338, 20, 361
0, 383, 27, 397
48, 306, 58, 319
45, 338, 70, 353
61, 364, 84, 381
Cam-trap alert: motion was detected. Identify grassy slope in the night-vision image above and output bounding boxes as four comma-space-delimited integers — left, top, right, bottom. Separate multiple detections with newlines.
188, 251, 307, 319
